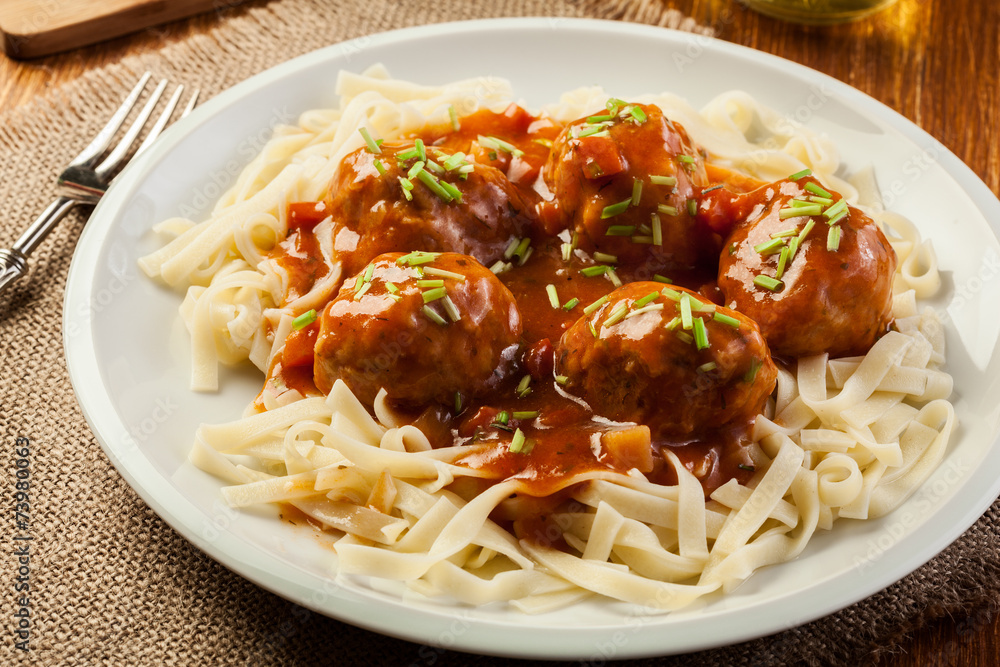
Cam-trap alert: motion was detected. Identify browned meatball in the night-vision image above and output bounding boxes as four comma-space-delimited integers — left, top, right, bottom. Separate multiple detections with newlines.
714, 177, 896, 359
314, 252, 522, 407
542, 102, 714, 272
554, 282, 777, 438
325, 142, 534, 278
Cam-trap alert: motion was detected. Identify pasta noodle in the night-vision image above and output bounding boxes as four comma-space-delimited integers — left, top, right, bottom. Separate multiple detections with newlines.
141, 66, 956, 612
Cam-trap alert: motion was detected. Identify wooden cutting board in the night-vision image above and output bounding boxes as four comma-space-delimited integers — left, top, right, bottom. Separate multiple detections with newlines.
0, 0, 242, 59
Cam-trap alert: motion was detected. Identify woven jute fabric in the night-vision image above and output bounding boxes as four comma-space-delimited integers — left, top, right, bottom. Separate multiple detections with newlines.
1, 0, 997, 664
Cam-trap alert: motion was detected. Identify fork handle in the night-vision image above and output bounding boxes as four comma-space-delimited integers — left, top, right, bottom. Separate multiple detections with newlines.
0, 196, 79, 295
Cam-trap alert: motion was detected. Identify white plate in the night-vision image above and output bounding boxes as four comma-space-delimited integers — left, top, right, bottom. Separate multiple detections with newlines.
64, 18, 1000, 660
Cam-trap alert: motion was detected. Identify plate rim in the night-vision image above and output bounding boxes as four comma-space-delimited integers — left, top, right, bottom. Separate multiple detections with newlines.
63, 16, 1000, 660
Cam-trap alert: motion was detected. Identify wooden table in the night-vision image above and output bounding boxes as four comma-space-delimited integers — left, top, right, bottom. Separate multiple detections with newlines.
1, 0, 997, 664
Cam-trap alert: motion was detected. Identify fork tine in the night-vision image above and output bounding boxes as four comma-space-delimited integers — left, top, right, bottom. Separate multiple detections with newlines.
94, 78, 168, 178
131, 84, 186, 160
181, 89, 200, 118
68, 72, 151, 169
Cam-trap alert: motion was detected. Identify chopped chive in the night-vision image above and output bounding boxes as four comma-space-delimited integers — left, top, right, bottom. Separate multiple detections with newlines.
692, 316, 709, 350
478, 135, 524, 158
422, 287, 447, 303
514, 237, 532, 259
680, 292, 694, 330
607, 267, 622, 288
631, 178, 643, 206
650, 175, 678, 187
417, 279, 444, 288
489, 260, 511, 275
509, 428, 526, 453
754, 238, 786, 255
787, 236, 801, 263
658, 204, 678, 216
650, 213, 663, 246
713, 311, 741, 328
562, 297, 580, 311
771, 228, 799, 239
661, 287, 681, 301
606, 225, 636, 236
449, 105, 460, 131
827, 225, 842, 252
789, 168, 812, 180
353, 282, 372, 300
441, 295, 462, 322
555, 375, 569, 385
702, 184, 724, 194
398, 177, 414, 200
804, 181, 832, 198
698, 361, 718, 373
776, 245, 790, 279
581, 265, 608, 278
416, 170, 454, 202
822, 199, 848, 220
625, 303, 664, 319
359, 127, 381, 154
415, 138, 426, 162
779, 203, 822, 218
373, 159, 387, 175
422, 305, 447, 326
513, 411, 539, 420
633, 291, 661, 309
397, 147, 420, 161
687, 199, 697, 216
593, 252, 618, 264
827, 209, 848, 226
423, 267, 466, 281
407, 160, 425, 179
753, 275, 783, 291
503, 238, 521, 260
397, 251, 439, 266
601, 198, 633, 219
440, 180, 463, 202
797, 219, 816, 245
291, 309, 317, 330
583, 295, 609, 315
603, 304, 629, 328
546, 284, 560, 309
653, 274, 673, 284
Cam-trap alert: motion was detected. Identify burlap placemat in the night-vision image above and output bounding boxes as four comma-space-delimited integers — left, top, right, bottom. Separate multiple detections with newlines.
2, 0, 998, 664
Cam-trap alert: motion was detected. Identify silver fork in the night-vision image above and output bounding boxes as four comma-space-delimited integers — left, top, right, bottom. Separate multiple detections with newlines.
0, 73, 199, 296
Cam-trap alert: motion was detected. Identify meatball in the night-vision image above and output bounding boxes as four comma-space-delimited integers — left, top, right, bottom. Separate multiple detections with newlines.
325, 141, 534, 278
313, 252, 522, 407
714, 176, 896, 359
555, 282, 777, 438
542, 101, 714, 272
